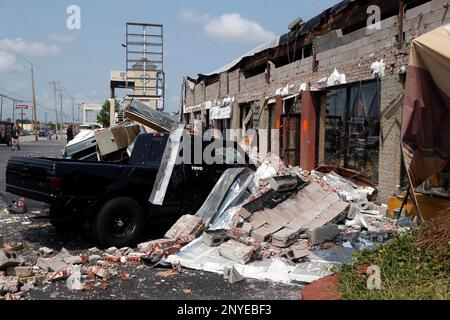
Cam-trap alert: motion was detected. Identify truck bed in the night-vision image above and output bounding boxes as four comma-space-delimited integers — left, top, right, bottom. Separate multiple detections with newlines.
6, 156, 156, 203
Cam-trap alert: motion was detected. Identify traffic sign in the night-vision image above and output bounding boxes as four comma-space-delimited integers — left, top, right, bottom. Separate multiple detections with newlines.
18, 112, 26, 116
16, 104, 29, 109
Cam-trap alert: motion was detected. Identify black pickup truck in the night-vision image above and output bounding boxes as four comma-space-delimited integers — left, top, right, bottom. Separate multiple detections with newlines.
6, 133, 250, 247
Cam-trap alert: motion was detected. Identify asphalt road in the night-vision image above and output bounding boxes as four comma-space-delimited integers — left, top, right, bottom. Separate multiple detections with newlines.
0, 139, 301, 300
0, 137, 65, 206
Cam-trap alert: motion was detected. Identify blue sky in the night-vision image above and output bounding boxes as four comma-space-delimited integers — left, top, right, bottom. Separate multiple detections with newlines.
0, 0, 338, 122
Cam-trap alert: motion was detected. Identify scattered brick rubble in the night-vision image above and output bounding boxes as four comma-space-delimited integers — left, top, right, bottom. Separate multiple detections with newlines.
0, 154, 412, 299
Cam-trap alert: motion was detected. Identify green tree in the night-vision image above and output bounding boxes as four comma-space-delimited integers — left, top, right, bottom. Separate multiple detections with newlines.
97, 99, 120, 128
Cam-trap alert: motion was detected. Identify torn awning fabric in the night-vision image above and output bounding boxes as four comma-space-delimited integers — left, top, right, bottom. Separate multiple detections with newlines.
401, 25, 450, 187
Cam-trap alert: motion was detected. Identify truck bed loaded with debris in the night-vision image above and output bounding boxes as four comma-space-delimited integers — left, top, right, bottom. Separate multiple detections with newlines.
5, 100, 252, 248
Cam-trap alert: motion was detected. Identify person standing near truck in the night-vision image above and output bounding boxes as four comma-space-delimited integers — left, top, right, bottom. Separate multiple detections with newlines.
66, 123, 74, 143
11, 124, 20, 151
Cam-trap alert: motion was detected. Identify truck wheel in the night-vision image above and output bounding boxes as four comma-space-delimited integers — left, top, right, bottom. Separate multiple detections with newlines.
93, 197, 145, 248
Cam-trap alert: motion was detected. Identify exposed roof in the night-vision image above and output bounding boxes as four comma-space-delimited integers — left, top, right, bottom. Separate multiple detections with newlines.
199, 36, 281, 78
193, 0, 357, 82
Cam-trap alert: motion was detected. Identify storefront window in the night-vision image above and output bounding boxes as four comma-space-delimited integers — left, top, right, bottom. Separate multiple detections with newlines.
324, 81, 380, 183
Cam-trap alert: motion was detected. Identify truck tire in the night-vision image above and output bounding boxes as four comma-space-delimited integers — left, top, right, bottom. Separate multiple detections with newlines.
92, 197, 145, 248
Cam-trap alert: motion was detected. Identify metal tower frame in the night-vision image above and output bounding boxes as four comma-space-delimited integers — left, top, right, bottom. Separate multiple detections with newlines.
126, 22, 165, 110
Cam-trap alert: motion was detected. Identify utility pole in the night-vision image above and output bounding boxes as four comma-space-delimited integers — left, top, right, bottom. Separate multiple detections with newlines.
31, 64, 38, 142
70, 97, 75, 124
50, 80, 59, 140
0, 96, 3, 121
59, 88, 64, 136
12, 99, 16, 124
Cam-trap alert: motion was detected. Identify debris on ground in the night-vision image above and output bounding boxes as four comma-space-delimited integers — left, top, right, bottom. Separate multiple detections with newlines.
161, 155, 408, 285
0, 152, 419, 299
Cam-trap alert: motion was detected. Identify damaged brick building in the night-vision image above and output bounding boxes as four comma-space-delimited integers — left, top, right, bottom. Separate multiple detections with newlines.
180, 0, 450, 201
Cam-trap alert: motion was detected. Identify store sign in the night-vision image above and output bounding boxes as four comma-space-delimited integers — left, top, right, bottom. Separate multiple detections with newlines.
210, 105, 232, 120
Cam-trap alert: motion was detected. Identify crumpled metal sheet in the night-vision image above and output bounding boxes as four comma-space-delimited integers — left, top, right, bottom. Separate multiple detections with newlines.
195, 168, 253, 228
149, 124, 185, 205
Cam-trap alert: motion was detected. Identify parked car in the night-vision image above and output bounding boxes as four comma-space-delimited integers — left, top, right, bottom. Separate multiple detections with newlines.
6, 133, 251, 247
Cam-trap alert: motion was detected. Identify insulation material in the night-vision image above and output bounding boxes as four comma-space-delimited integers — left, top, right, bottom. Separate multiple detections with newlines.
371, 59, 386, 77
327, 69, 346, 86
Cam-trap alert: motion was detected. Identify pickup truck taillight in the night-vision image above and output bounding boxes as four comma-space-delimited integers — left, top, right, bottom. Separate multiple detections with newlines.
47, 176, 61, 189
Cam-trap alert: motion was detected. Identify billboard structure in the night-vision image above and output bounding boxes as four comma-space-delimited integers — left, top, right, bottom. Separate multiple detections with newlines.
125, 22, 165, 111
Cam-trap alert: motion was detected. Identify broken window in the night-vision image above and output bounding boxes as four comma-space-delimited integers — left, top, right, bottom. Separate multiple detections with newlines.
280, 95, 301, 167
323, 81, 380, 183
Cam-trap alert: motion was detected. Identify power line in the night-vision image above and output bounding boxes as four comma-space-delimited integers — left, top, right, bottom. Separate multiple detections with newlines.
0, 87, 54, 111
0, 39, 79, 101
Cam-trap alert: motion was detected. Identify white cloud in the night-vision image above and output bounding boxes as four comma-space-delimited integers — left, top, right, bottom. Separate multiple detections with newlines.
0, 51, 19, 72
49, 33, 77, 44
204, 13, 276, 44
181, 9, 210, 24
0, 38, 60, 57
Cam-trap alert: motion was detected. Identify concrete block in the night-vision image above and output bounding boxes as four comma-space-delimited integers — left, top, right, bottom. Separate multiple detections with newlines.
63, 256, 83, 265
271, 227, 303, 248
269, 175, 298, 192
0, 250, 21, 271
309, 224, 340, 245
202, 229, 230, 247
6, 266, 33, 277
237, 207, 252, 220
36, 257, 68, 272
223, 266, 244, 284
218, 240, 254, 264
284, 243, 310, 261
